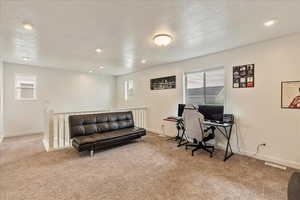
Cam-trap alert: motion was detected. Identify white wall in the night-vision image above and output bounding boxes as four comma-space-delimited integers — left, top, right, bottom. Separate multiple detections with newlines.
4, 63, 116, 137
0, 61, 4, 141
116, 33, 300, 169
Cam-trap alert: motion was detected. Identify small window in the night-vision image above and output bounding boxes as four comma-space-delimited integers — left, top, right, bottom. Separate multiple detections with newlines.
124, 80, 134, 101
15, 74, 37, 100
185, 68, 224, 105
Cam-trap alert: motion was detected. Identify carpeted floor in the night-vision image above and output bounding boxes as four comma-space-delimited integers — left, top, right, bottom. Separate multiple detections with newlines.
0, 133, 295, 200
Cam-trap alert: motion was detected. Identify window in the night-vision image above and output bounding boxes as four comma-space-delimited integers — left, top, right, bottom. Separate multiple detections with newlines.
15, 74, 37, 100
185, 68, 224, 105
124, 80, 133, 101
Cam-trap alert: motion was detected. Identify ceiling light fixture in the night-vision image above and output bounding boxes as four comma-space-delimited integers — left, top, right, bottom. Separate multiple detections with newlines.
153, 34, 173, 46
141, 59, 147, 64
22, 57, 29, 61
95, 48, 102, 53
88, 70, 93, 73
23, 23, 33, 30
264, 19, 277, 27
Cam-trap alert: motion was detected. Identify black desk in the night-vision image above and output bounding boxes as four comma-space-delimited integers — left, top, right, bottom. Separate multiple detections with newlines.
203, 121, 234, 161
163, 117, 184, 141
164, 117, 234, 161
163, 117, 188, 147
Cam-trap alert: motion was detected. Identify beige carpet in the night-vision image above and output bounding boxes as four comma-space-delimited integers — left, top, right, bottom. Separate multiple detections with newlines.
0, 133, 295, 200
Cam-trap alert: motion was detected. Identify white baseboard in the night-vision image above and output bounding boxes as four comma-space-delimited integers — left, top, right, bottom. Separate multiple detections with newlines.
8, 127, 299, 169
147, 128, 162, 135
42, 139, 50, 152
216, 143, 300, 170
4, 131, 43, 138
242, 150, 300, 170
146, 130, 300, 170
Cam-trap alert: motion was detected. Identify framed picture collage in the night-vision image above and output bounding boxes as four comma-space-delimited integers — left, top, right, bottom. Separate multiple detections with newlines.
233, 64, 255, 88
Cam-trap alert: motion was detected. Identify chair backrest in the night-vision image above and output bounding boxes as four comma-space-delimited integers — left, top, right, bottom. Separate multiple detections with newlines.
183, 105, 205, 143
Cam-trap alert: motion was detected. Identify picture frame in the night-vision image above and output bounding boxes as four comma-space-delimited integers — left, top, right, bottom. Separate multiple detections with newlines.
150, 76, 176, 90
232, 64, 255, 88
281, 81, 300, 109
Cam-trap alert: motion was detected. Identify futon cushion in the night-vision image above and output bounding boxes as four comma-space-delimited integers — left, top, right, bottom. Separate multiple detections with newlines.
72, 127, 145, 145
69, 111, 134, 138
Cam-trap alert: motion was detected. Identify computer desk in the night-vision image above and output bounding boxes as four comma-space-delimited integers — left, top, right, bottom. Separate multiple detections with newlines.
164, 117, 234, 161
203, 121, 234, 161
163, 117, 184, 141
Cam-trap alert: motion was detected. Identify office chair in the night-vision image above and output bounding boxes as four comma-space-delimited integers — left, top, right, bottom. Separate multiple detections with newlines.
183, 105, 215, 157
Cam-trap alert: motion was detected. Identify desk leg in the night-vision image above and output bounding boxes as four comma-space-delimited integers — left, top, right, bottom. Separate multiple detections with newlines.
174, 124, 182, 140
177, 129, 188, 147
223, 125, 234, 161
167, 122, 182, 141
167, 129, 180, 141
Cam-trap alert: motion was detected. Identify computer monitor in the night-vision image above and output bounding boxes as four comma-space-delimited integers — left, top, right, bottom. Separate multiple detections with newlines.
198, 105, 224, 122
178, 104, 185, 117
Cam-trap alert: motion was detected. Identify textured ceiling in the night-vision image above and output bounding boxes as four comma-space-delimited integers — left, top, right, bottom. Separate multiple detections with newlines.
1, 0, 300, 75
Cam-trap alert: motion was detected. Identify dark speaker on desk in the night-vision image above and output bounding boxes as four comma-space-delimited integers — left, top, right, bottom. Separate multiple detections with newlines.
223, 114, 234, 124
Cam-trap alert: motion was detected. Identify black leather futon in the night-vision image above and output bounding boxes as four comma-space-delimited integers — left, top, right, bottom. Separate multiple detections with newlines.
69, 111, 146, 156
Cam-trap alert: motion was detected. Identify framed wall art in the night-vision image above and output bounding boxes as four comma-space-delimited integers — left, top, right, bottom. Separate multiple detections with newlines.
233, 64, 255, 88
281, 81, 300, 109
150, 76, 176, 90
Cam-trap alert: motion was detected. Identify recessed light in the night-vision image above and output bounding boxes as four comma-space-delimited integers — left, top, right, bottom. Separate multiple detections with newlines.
95, 48, 102, 53
141, 59, 147, 64
22, 57, 29, 61
23, 23, 33, 30
88, 70, 93, 73
153, 34, 173, 46
99, 66, 104, 69
264, 20, 277, 27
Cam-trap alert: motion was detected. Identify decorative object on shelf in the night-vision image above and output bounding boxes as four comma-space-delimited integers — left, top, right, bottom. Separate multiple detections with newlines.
233, 64, 255, 88
150, 76, 176, 90
281, 81, 300, 109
